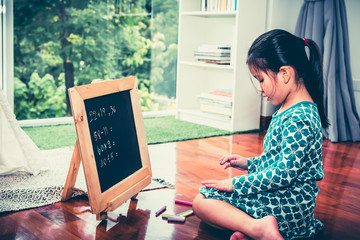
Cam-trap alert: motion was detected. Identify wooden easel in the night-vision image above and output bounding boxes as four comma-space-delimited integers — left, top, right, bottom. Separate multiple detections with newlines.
61, 139, 82, 202
61, 77, 152, 220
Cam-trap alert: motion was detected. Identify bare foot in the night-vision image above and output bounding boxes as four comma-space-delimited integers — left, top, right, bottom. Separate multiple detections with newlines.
230, 231, 251, 240
253, 216, 283, 240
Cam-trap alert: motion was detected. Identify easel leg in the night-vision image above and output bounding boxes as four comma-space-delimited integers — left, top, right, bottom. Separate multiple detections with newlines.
131, 193, 138, 200
96, 212, 108, 221
61, 139, 82, 201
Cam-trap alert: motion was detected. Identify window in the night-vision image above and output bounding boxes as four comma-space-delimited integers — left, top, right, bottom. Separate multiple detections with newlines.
12, 0, 178, 120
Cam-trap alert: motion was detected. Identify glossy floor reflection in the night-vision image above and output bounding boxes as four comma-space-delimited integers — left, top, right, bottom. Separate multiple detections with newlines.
0, 132, 359, 240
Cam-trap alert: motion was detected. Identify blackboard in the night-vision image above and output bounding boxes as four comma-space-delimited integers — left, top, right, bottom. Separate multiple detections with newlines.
62, 77, 152, 217
84, 90, 142, 193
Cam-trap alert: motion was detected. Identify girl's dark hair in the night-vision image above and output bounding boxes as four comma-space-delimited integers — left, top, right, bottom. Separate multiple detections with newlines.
247, 29, 329, 129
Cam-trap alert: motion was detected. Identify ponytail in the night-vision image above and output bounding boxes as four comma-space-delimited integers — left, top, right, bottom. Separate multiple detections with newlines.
304, 39, 329, 129
247, 29, 329, 129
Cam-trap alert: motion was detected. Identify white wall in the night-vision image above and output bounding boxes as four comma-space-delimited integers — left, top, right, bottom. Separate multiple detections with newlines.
262, 0, 303, 116
347, 0, 360, 115
261, 0, 360, 117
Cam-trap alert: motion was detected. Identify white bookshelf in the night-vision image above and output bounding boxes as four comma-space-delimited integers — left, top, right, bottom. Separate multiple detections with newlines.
176, 0, 266, 131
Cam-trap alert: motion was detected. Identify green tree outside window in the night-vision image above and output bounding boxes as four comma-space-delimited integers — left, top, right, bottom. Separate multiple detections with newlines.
14, 0, 178, 120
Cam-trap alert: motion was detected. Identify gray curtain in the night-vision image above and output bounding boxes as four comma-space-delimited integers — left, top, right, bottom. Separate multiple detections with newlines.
295, 0, 360, 142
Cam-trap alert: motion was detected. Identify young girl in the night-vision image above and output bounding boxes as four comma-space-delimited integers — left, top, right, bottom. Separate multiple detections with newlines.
193, 29, 329, 240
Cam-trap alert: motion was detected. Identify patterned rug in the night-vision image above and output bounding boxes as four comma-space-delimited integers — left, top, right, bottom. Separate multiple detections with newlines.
0, 147, 174, 213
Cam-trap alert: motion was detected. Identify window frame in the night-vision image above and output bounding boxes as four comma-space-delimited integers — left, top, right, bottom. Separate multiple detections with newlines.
1, 0, 13, 109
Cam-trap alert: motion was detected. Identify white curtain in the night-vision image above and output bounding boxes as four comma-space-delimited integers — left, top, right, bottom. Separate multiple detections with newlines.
0, 90, 48, 175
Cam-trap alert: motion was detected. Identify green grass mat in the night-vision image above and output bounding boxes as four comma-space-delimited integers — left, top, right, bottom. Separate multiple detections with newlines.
22, 116, 235, 150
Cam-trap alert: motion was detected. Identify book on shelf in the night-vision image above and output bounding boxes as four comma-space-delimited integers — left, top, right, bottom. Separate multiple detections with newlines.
199, 90, 233, 117
201, 0, 237, 12
200, 103, 232, 116
197, 44, 231, 52
208, 90, 232, 97
195, 44, 231, 65
197, 59, 231, 65
194, 51, 230, 58
199, 91, 232, 104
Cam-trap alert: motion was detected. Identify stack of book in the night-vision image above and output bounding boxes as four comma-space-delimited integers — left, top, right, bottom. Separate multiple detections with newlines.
194, 44, 231, 65
199, 90, 233, 118
201, 0, 237, 12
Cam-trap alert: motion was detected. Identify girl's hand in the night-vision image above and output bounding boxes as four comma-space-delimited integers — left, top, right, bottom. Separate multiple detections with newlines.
201, 179, 234, 192
219, 154, 248, 170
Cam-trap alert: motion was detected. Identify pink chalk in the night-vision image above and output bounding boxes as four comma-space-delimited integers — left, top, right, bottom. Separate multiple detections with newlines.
175, 199, 192, 206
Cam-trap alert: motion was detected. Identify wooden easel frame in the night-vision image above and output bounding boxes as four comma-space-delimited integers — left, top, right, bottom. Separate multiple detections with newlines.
61, 77, 152, 218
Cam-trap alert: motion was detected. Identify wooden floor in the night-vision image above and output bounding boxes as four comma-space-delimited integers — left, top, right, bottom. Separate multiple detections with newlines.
1, 132, 360, 240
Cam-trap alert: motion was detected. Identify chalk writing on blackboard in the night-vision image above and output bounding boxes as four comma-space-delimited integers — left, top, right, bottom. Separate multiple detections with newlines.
88, 105, 117, 123
84, 90, 143, 193
93, 126, 113, 142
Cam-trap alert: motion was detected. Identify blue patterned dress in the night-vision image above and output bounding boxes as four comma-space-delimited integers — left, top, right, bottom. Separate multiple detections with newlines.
200, 101, 324, 239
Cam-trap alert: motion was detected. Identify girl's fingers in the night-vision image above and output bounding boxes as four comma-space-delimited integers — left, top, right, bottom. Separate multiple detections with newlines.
219, 155, 237, 165
203, 182, 221, 190
202, 180, 222, 188
201, 180, 217, 185
224, 159, 247, 170
219, 155, 227, 165
202, 180, 233, 192
223, 160, 240, 169
223, 162, 231, 169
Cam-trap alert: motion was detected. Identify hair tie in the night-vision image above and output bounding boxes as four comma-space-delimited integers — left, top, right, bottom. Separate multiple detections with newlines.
303, 38, 308, 46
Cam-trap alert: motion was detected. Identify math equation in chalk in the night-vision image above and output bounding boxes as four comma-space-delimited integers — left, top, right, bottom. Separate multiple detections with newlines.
93, 126, 113, 142
88, 105, 116, 123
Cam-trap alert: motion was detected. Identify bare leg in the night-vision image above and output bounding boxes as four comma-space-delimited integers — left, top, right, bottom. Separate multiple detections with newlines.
193, 194, 283, 240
